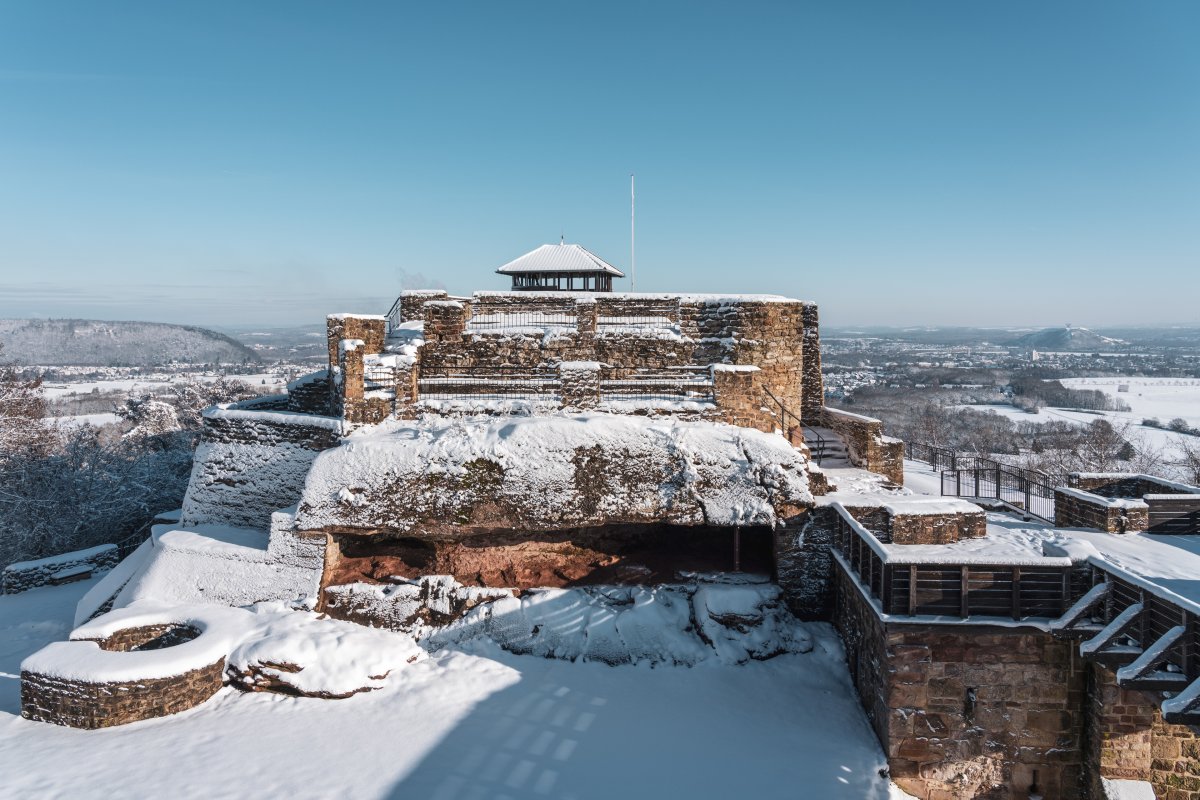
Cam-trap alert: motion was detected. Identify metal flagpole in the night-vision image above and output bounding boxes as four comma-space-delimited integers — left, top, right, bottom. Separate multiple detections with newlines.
631, 174, 636, 291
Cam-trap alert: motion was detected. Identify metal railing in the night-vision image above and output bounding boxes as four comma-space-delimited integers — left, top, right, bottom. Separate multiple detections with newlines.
905, 441, 1060, 522
598, 365, 714, 403
115, 529, 151, 559
905, 442, 972, 472
466, 310, 578, 334
596, 300, 679, 330
940, 465, 1058, 523
417, 366, 561, 400
832, 504, 1080, 619
363, 364, 395, 392
761, 386, 826, 463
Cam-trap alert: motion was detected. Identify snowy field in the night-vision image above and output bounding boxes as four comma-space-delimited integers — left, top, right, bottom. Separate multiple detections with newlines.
41, 373, 289, 400
0, 578, 899, 800
956, 383, 1200, 455
1059, 377, 1200, 431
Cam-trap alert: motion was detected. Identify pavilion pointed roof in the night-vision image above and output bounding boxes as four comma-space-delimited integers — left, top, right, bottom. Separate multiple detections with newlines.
495, 243, 625, 277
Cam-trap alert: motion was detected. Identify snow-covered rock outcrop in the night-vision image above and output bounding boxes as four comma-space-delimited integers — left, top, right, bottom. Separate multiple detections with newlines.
296, 414, 812, 534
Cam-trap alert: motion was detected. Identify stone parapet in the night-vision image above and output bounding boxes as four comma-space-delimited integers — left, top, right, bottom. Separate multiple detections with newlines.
1054, 487, 1149, 533
821, 407, 905, 484
286, 370, 333, 416
182, 406, 343, 529
422, 300, 472, 343
398, 290, 449, 323
883, 500, 988, 545
2, 545, 119, 595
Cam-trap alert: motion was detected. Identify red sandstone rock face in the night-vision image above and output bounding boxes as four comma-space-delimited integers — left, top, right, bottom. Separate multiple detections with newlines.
324, 525, 777, 591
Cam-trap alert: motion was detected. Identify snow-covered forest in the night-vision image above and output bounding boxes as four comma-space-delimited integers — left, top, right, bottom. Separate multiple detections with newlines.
0, 344, 260, 565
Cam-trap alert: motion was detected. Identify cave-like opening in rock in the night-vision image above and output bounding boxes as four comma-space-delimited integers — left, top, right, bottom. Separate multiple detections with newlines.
324, 523, 776, 590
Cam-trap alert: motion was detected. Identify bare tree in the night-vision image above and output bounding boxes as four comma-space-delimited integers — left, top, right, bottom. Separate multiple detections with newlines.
1174, 438, 1200, 485
0, 343, 52, 463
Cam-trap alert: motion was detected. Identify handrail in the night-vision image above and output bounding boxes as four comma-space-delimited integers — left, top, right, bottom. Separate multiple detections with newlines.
761, 386, 825, 463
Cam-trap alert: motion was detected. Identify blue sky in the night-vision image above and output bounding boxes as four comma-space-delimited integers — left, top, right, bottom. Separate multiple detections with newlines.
1, 1, 1196, 328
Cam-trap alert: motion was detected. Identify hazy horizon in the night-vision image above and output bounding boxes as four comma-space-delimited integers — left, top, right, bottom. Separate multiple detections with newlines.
2, 1, 1197, 329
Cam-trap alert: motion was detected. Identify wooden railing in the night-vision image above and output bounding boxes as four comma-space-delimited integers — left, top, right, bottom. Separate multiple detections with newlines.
831, 503, 1081, 619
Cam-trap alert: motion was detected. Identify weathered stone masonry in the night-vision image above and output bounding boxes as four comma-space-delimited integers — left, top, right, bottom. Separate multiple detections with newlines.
833, 565, 1088, 799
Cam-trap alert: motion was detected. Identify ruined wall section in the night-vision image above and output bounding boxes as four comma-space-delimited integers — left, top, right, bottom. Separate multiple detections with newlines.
832, 562, 1088, 799
1086, 664, 1200, 800
415, 294, 807, 418
181, 406, 343, 530
821, 407, 905, 484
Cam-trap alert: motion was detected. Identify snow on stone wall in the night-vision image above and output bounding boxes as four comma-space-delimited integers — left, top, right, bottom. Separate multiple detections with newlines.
3, 545, 119, 595
295, 413, 812, 534
181, 407, 343, 529
108, 523, 323, 611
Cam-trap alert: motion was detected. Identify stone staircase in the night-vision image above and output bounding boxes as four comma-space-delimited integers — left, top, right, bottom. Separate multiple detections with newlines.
803, 426, 851, 467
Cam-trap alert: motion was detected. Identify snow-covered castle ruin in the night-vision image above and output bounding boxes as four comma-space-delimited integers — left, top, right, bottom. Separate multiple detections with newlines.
19, 242, 1200, 800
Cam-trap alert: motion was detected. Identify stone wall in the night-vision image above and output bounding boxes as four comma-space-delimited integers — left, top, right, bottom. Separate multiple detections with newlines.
287, 370, 332, 416
800, 303, 824, 423
412, 294, 807, 412
821, 407, 905, 484
2, 544, 119, 594
559, 361, 600, 410
1068, 472, 1198, 498
712, 365, 772, 432
888, 509, 987, 545
398, 290, 449, 322
775, 507, 837, 620
833, 563, 1088, 799
181, 407, 343, 529
21, 657, 225, 729
1084, 664, 1200, 800
1054, 488, 1149, 533
326, 314, 385, 364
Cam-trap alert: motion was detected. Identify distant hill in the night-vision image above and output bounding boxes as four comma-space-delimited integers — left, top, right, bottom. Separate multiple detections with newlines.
1008, 326, 1126, 351
0, 319, 261, 366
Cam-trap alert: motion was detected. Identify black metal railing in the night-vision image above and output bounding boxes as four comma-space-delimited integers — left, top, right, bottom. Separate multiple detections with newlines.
417, 366, 561, 400
598, 365, 714, 403
363, 364, 395, 392
115, 529, 151, 559
939, 465, 1058, 523
466, 309, 578, 333
761, 386, 825, 462
904, 442, 960, 472
596, 301, 679, 329
831, 504, 1080, 619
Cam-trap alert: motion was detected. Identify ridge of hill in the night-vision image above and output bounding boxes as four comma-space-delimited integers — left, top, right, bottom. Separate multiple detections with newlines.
1009, 326, 1126, 351
0, 319, 261, 366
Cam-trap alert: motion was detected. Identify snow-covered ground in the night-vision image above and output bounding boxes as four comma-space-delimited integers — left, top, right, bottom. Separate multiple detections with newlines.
0, 578, 898, 800
42, 373, 289, 400
1059, 377, 1200, 431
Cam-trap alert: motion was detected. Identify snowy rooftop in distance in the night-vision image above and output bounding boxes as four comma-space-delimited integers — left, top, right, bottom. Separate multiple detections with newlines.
495, 242, 625, 276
